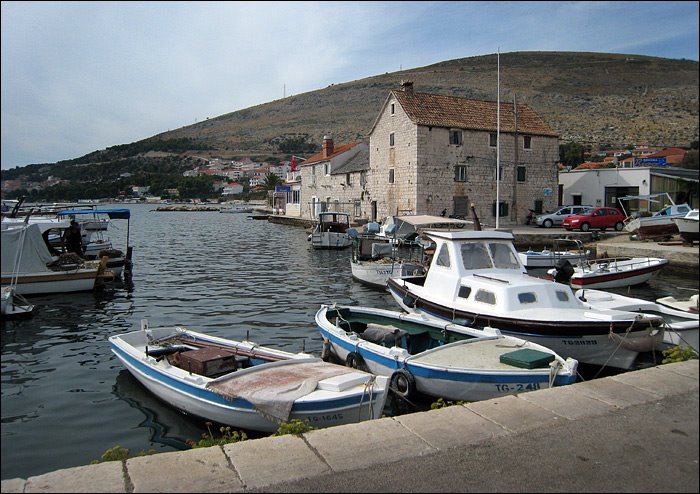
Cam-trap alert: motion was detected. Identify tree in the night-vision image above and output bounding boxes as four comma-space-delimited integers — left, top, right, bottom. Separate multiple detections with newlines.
263, 172, 282, 190
559, 142, 585, 168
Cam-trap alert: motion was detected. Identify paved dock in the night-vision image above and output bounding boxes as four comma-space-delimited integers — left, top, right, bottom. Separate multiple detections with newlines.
2, 359, 697, 493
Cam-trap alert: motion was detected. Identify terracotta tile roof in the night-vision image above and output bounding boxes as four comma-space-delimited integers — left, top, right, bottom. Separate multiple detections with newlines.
392, 90, 558, 137
646, 147, 687, 158
301, 141, 364, 165
573, 161, 610, 170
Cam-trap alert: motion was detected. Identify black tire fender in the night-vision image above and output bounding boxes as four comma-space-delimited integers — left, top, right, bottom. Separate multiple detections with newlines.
389, 369, 416, 399
346, 351, 366, 370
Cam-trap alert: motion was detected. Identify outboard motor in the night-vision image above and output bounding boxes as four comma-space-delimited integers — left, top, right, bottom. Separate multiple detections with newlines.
553, 259, 575, 284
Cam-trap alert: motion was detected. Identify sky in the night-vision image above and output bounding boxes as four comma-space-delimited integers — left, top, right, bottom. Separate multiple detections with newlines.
1, 1, 698, 171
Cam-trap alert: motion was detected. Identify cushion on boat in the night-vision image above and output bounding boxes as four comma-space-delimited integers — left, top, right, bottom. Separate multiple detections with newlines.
499, 349, 555, 369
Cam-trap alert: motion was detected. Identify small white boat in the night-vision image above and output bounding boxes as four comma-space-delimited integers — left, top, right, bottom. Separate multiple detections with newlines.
547, 256, 669, 289
576, 289, 698, 353
349, 225, 426, 290
316, 304, 578, 403
109, 321, 389, 433
308, 212, 353, 249
1, 286, 34, 318
620, 193, 692, 240
518, 239, 591, 269
656, 294, 699, 314
673, 209, 699, 243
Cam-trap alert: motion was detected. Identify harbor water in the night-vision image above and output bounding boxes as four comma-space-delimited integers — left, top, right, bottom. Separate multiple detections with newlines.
1, 203, 698, 481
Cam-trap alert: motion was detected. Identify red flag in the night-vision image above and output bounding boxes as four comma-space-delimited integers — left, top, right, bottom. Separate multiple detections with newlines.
290, 156, 297, 172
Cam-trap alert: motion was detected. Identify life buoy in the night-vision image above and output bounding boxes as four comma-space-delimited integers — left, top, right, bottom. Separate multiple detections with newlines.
389, 369, 416, 399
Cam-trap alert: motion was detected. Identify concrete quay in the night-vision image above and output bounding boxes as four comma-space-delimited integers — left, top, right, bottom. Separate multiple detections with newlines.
2, 360, 697, 493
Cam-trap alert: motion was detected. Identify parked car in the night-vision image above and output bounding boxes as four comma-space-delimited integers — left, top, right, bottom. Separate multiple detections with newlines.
535, 205, 592, 228
561, 207, 626, 232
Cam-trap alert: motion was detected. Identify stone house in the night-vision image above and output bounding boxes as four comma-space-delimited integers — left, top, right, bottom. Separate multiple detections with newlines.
366, 81, 560, 226
297, 137, 368, 220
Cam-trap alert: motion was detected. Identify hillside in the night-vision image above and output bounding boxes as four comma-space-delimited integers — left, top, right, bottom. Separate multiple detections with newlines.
157, 51, 698, 160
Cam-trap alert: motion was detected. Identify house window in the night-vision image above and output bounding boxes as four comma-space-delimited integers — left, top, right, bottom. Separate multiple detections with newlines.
390, 133, 395, 147
346, 173, 351, 185
454, 165, 467, 182
292, 190, 300, 204
324, 163, 330, 176
489, 133, 497, 147
388, 169, 394, 184
523, 135, 532, 149
390, 103, 395, 115
517, 165, 526, 182
492, 201, 509, 217
449, 129, 463, 145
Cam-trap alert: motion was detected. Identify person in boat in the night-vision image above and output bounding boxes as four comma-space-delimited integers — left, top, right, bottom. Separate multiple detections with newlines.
62, 220, 84, 257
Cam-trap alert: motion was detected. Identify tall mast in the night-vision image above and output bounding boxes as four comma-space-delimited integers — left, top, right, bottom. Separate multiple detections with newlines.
496, 48, 501, 229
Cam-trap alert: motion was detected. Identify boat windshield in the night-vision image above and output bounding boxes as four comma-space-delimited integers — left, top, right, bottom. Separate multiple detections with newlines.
459, 241, 521, 270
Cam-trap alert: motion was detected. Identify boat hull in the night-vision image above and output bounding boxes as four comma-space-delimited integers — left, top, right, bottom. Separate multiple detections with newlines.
1, 269, 98, 295
350, 260, 424, 290
566, 258, 668, 289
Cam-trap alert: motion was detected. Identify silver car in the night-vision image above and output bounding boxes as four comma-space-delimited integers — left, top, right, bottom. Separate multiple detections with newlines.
535, 205, 592, 228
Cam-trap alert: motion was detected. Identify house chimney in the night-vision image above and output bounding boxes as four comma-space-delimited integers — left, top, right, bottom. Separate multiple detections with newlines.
400, 80, 414, 94
322, 135, 334, 158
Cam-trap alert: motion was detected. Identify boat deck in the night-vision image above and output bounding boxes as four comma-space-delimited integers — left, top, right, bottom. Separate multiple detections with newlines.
410, 339, 543, 370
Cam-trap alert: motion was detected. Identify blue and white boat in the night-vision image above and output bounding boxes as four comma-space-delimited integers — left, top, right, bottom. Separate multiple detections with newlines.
109, 321, 389, 433
315, 304, 578, 403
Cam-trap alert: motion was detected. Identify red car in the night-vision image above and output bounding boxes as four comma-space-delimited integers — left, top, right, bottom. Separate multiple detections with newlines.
561, 207, 626, 232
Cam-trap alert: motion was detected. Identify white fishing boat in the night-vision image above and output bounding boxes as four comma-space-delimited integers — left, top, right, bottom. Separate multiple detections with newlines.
109, 321, 389, 433
316, 304, 578, 403
1, 223, 110, 295
386, 230, 666, 370
673, 208, 699, 243
547, 256, 669, 289
308, 212, 353, 249
349, 224, 426, 290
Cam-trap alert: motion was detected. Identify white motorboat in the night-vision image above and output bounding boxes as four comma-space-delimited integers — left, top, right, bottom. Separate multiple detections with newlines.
576, 289, 698, 353
386, 230, 666, 370
308, 212, 353, 249
316, 304, 578, 403
547, 256, 669, 289
518, 238, 591, 269
673, 209, 699, 243
109, 321, 389, 433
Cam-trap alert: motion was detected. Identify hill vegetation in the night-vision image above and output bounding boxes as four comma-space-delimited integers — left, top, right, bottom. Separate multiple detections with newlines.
3, 51, 698, 201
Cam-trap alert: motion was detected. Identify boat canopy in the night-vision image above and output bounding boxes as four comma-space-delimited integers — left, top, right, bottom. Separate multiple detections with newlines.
57, 208, 131, 220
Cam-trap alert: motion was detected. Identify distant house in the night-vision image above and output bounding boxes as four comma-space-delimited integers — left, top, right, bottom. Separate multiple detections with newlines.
297, 136, 367, 220
222, 183, 244, 196
366, 81, 560, 225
